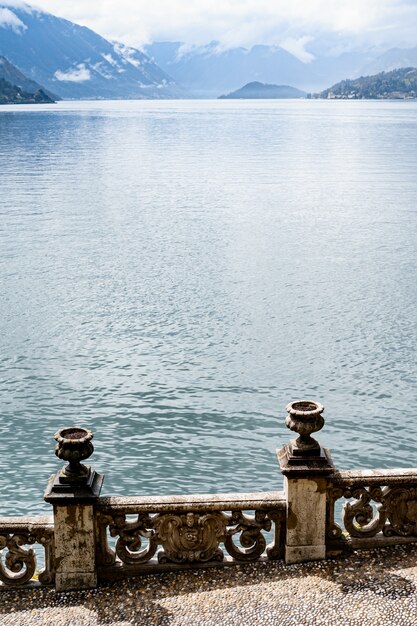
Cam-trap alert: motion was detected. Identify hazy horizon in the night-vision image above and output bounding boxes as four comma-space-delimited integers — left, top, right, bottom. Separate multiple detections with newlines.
1, 0, 417, 60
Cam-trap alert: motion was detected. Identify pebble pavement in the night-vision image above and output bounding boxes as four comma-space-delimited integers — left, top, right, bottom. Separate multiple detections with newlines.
2, 544, 417, 625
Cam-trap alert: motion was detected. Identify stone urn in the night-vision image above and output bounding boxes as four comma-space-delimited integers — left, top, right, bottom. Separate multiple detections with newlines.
285, 400, 324, 452
54, 427, 94, 483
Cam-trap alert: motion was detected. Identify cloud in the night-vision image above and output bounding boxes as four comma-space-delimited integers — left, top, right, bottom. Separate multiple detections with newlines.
0, 1, 32, 8
0, 7, 27, 32
54, 63, 91, 82
113, 42, 142, 68
280, 36, 315, 63
7, 0, 417, 49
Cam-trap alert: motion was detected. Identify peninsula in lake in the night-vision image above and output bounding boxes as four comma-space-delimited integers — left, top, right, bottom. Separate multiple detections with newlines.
219, 81, 306, 99
318, 67, 417, 99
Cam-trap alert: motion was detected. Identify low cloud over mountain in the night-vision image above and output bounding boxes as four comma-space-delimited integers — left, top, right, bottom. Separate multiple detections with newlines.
0, 2, 183, 99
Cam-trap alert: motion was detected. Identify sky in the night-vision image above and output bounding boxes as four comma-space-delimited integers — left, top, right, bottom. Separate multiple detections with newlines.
3, 0, 417, 53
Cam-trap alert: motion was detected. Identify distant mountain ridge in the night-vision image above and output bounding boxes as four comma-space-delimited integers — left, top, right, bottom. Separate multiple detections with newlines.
2, 2, 417, 101
0, 2, 183, 99
219, 81, 306, 99
319, 67, 417, 99
145, 42, 320, 96
145, 40, 417, 97
360, 47, 417, 76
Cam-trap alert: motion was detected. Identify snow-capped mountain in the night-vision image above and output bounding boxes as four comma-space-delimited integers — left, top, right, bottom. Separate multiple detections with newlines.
0, 2, 184, 99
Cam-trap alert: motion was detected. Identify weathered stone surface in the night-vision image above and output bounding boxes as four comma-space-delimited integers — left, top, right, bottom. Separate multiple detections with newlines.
285, 544, 326, 563
53, 504, 96, 591
97, 491, 286, 513
331, 468, 417, 485
284, 477, 327, 564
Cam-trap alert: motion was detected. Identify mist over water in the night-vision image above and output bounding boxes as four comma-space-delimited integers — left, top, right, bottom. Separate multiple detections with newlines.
1, 99, 417, 515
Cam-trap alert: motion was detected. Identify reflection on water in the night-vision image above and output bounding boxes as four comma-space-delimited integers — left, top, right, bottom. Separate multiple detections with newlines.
1, 100, 417, 515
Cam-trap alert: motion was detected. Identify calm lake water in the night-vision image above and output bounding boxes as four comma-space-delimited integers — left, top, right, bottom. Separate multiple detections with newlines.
1, 99, 417, 516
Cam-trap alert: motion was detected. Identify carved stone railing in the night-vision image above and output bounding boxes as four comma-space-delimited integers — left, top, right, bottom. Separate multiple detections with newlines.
3, 400, 417, 591
95, 491, 286, 581
0, 516, 55, 587
327, 469, 417, 552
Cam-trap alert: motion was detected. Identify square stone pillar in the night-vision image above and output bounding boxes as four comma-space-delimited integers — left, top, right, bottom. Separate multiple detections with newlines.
45, 471, 104, 591
283, 475, 329, 563
53, 503, 97, 590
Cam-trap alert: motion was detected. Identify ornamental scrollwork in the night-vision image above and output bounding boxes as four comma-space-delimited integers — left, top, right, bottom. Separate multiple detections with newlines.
342, 486, 387, 538
96, 513, 117, 567
108, 513, 158, 565
265, 509, 285, 560
0, 526, 54, 586
224, 510, 271, 561
328, 482, 417, 541
326, 487, 344, 541
0, 533, 36, 585
155, 512, 226, 564
383, 487, 417, 537
36, 527, 55, 586
99, 505, 283, 571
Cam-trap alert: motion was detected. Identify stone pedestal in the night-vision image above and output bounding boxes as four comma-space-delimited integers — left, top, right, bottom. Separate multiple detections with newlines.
53, 503, 97, 591
44, 427, 104, 591
44, 471, 104, 591
278, 400, 334, 565
283, 475, 328, 564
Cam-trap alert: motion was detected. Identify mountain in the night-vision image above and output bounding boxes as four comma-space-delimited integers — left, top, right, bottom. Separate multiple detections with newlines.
2, 2, 417, 101
360, 47, 417, 76
0, 55, 59, 100
145, 42, 322, 97
146, 39, 417, 97
0, 2, 183, 99
318, 67, 417, 99
0, 76, 54, 103
219, 81, 306, 99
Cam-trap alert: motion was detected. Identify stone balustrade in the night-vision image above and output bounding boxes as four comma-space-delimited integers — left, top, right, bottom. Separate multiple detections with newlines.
95, 492, 286, 581
327, 468, 417, 552
0, 516, 55, 586
1, 400, 417, 591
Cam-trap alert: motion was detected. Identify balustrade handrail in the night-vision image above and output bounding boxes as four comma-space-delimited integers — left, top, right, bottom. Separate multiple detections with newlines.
97, 490, 286, 514
0, 515, 53, 528
330, 468, 417, 486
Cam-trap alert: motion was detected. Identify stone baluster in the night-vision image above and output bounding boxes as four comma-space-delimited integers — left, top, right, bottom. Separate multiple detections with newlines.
278, 400, 334, 564
44, 427, 104, 591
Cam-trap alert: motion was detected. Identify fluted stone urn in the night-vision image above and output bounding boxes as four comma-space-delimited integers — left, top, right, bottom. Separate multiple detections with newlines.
54, 427, 94, 483
278, 400, 334, 475
44, 426, 104, 502
285, 400, 324, 452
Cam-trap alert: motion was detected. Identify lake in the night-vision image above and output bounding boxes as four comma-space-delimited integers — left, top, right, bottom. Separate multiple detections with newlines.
1, 99, 416, 516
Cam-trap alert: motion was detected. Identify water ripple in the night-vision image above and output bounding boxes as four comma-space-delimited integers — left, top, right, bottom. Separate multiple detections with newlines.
1, 100, 417, 514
